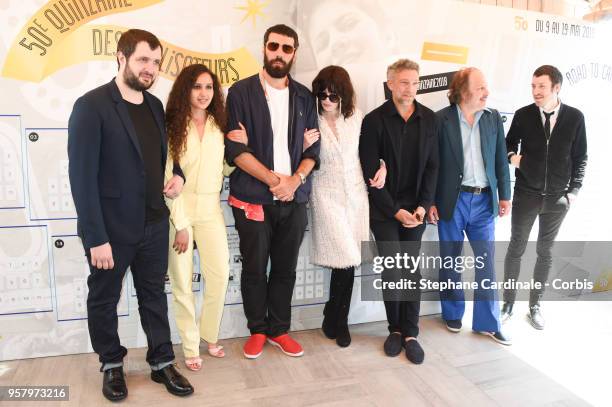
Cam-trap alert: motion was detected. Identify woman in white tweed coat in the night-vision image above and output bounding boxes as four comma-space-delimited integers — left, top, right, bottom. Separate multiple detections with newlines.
307, 66, 386, 347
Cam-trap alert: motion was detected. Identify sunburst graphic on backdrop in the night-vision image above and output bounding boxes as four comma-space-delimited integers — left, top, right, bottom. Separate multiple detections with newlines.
235, 0, 269, 27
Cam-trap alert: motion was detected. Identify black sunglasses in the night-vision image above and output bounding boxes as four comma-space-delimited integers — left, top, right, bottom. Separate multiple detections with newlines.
266, 42, 296, 54
317, 92, 340, 103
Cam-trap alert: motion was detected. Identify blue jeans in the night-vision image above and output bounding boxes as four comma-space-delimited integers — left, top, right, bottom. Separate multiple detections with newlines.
437, 191, 500, 333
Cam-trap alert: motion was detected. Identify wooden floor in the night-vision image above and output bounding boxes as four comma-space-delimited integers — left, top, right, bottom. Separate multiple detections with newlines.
1, 301, 610, 407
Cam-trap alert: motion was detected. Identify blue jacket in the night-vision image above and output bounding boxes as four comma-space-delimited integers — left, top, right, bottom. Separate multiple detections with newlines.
435, 104, 511, 221
224, 73, 320, 204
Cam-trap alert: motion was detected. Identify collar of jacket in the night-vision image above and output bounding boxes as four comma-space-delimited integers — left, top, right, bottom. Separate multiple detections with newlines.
106, 77, 165, 162
108, 77, 123, 102
107, 77, 157, 107
250, 71, 309, 160
382, 98, 424, 119
526, 102, 567, 137
530, 101, 566, 120
259, 69, 299, 100
451, 103, 491, 119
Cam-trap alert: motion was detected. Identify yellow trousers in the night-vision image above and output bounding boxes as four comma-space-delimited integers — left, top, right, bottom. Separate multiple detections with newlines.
168, 193, 229, 358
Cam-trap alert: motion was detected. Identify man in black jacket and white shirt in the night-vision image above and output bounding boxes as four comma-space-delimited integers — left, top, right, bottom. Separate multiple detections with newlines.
502, 65, 587, 329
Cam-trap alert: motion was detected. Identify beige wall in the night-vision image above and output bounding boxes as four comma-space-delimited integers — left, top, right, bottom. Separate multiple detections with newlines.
454, 0, 595, 19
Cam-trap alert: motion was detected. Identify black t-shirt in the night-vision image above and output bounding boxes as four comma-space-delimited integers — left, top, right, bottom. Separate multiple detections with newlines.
125, 100, 168, 223
388, 102, 421, 211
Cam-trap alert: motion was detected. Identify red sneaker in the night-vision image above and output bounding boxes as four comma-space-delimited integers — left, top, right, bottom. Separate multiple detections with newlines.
267, 334, 304, 357
243, 334, 267, 359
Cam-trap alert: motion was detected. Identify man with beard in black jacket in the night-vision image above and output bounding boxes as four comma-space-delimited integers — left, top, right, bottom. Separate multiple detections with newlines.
502, 65, 587, 330
224, 24, 320, 359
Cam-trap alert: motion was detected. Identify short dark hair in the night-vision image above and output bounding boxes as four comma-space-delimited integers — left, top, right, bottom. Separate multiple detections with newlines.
263, 24, 299, 49
447, 67, 477, 105
533, 65, 563, 87
312, 65, 355, 118
116, 29, 162, 69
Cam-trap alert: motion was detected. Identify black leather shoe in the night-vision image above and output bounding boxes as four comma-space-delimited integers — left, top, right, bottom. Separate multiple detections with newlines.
151, 365, 194, 397
383, 332, 403, 356
500, 302, 514, 323
528, 304, 545, 330
404, 339, 425, 364
335, 325, 351, 348
102, 366, 127, 402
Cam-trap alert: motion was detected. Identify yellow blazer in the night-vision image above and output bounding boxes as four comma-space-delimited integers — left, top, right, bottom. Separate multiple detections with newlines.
164, 117, 234, 230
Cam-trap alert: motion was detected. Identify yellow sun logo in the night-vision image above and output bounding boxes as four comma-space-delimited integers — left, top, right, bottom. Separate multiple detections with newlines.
235, 0, 270, 28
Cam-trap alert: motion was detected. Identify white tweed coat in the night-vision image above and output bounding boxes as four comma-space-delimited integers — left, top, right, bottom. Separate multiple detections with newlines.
309, 109, 370, 269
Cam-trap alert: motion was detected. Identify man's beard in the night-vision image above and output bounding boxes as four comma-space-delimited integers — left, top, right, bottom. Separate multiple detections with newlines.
123, 63, 155, 91
264, 54, 294, 79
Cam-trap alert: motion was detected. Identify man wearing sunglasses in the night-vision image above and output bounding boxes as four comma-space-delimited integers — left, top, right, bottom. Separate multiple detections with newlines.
224, 24, 320, 359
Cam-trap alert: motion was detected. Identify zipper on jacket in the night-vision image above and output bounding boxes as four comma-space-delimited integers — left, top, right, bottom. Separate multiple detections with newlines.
288, 90, 295, 153
543, 125, 551, 195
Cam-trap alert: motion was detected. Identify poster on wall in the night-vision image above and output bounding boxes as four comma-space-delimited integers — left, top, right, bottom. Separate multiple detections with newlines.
1, 0, 610, 361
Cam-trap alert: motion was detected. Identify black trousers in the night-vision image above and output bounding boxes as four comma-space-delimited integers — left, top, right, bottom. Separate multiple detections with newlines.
86, 218, 174, 368
233, 202, 308, 337
503, 191, 570, 305
370, 219, 426, 338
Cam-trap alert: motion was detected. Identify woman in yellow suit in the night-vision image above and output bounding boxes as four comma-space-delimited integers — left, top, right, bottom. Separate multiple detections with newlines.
165, 64, 231, 371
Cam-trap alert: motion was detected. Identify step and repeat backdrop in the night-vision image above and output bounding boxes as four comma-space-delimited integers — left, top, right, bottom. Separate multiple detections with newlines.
0, 0, 610, 361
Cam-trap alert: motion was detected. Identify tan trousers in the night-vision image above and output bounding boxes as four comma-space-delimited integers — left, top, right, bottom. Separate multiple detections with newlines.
168, 194, 229, 358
